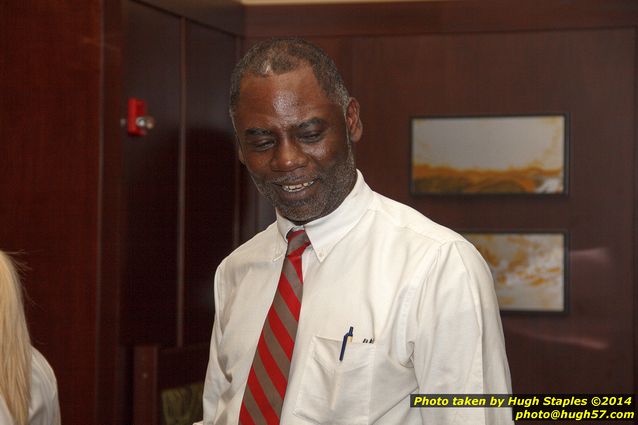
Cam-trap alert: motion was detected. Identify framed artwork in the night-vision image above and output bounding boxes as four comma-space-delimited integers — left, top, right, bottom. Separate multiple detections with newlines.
462, 232, 568, 313
411, 115, 568, 194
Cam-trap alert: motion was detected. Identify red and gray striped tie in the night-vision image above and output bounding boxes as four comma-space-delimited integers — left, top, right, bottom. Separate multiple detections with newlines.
239, 228, 311, 425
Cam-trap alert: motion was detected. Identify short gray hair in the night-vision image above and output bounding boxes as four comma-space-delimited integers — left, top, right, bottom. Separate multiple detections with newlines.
229, 37, 350, 116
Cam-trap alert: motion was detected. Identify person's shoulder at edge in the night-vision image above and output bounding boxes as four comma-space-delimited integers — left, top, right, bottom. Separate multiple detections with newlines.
31, 348, 58, 398
29, 347, 61, 425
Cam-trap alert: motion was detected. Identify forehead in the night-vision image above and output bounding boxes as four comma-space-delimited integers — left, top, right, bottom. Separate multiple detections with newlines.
235, 66, 336, 124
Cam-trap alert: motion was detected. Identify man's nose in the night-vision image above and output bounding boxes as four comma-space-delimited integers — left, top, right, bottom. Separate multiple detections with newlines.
271, 139, 307, 171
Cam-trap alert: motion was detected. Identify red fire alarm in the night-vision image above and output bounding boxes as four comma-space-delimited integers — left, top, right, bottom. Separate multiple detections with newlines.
127, 98, 155, 136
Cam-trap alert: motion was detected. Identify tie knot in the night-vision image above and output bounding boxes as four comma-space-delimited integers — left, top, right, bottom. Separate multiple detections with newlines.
286, 229, 311, 256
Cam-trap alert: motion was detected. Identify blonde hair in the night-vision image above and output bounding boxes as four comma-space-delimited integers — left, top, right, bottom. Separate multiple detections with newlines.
0, 251, 31, 425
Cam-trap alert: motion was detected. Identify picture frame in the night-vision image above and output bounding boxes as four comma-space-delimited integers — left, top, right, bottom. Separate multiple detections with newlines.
461, 231, 569, 314
411, 114, 568, 195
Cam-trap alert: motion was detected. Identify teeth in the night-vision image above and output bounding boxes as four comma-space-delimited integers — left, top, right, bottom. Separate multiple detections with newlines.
282, 180, 315, 192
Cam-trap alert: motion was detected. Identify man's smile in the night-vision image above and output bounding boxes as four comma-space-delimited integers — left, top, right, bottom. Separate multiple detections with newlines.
278, 179, 317, 193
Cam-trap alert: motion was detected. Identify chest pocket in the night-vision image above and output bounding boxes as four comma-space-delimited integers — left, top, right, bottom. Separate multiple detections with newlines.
293, 335, 376, 425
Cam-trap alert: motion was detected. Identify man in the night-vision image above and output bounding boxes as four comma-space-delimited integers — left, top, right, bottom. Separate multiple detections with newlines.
200, 38, 512, 425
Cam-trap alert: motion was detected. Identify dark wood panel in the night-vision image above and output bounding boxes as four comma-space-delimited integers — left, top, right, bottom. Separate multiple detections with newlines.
183, 21, 238, 345
350, 29, 634, 393
1, 1, 243, 424
136, 0, 243, 35
99, 0, 126, 423
0, 0, 102, 423
121, 1, 181, 346
245, 0, 638, 38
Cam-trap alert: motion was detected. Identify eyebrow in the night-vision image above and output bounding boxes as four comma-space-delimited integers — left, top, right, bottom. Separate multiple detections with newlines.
295, 118, 326, 130
244, 128, 273, 137
244, 118, 327, 137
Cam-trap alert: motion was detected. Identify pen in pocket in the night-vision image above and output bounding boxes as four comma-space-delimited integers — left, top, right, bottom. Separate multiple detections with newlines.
339, 326, 353, 361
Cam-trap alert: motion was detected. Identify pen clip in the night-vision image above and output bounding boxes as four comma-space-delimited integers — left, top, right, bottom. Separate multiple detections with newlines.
339, 326, 353, 362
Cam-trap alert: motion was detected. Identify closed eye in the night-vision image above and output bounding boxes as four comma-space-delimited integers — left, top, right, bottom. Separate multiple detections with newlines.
296, 118, 327, 143
298, 132, 322, 142
249, 139, 275, 151
244, 128, 276, 151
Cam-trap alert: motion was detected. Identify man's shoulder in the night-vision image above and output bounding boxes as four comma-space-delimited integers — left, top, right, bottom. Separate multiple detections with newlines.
365, 190, 489, 280
220, 221, 279, 268
367, 190, 466, 246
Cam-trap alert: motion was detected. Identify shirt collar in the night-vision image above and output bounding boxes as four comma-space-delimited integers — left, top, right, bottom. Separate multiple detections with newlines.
274, 170, 373, 262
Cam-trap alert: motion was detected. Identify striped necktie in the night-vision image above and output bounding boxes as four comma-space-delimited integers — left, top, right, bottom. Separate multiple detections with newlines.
239, 229, 311, 425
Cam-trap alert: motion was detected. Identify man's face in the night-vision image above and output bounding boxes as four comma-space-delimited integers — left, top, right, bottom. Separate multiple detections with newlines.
233, 65, 362, 224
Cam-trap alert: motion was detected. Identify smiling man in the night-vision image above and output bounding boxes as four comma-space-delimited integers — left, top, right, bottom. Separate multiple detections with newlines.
233, 62, 360, 224
200, 38, 513, 425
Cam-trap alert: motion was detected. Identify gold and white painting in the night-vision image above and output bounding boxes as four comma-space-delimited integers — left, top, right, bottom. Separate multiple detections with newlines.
411, 115, 566, 194
462, 232, 566, 312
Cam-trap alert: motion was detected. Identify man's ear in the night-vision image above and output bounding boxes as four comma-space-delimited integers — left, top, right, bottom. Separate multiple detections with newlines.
345, 97, 363, 143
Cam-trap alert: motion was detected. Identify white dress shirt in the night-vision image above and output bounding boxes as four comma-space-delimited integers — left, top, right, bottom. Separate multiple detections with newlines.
0, 348, 61, 425
201, 170, 513, 425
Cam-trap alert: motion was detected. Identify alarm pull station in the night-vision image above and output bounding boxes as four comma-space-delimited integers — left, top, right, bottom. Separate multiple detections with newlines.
127, 98, 156, 136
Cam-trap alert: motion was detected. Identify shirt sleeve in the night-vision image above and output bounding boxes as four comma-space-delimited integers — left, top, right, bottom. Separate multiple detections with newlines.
408, 240, 513, 425
200, 261, 227, 425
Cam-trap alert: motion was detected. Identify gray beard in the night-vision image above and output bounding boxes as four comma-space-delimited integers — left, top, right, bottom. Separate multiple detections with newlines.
251, 144, 356, 224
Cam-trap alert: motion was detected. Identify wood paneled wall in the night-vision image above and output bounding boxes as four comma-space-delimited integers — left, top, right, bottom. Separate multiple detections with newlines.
118, 0, 240, 421
3, 1, 637, 424
121, 1, 183, 348
244, 0, 638, 37
0, 1, 241, 424
349, 31, 634, 394
0, 1, 103, 423
120, 1, 238, 348
244, 0, 638, 401
183, 21, 239, 345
